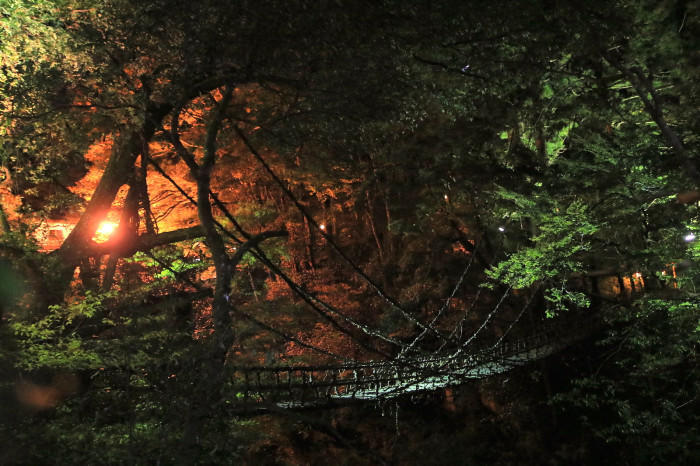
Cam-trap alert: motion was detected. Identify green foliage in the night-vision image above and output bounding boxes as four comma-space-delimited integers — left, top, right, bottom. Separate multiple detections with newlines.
487, 197, 597, 296
10, 289, 117, 370
0, 1, 102, 214
125, 249, 208, 281
545, 121, 576, 162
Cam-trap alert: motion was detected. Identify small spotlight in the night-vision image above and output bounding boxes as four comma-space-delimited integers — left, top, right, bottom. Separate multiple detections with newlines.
684, 233, 696, 242
498, 227, 505, 232
319, 224, 326, 231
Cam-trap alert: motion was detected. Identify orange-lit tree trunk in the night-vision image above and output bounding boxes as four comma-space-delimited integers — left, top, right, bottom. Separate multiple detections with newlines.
54, 103, 172, 297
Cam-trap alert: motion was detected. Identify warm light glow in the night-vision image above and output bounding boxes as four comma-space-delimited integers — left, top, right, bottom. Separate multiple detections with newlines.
633, 272, 642, 279
94, 221, 118, 242
319, 223, 326, 231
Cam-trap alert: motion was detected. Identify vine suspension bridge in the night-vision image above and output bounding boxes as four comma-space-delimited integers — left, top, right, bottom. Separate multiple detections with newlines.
226, 313, 596, 412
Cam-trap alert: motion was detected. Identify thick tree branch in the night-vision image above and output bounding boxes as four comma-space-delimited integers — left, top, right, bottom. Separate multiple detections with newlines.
631, 68, 687, 159
90, 225, 206, 257
58, 102, 173, 264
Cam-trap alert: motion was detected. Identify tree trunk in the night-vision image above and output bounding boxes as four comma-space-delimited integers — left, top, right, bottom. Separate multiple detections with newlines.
366, 192, 384, 262
0, 203, 10, 234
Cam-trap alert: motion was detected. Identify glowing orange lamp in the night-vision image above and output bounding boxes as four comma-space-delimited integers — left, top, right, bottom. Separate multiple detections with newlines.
94, 221, 118, 243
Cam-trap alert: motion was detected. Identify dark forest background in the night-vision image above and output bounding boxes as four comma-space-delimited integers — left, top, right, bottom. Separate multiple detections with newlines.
0, 1, 698, 464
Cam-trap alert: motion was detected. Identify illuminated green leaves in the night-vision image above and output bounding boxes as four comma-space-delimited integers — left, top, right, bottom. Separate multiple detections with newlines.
487, 197, 597, 311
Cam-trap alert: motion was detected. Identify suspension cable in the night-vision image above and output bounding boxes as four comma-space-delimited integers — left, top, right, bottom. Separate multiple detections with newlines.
234, 126, 446, 342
